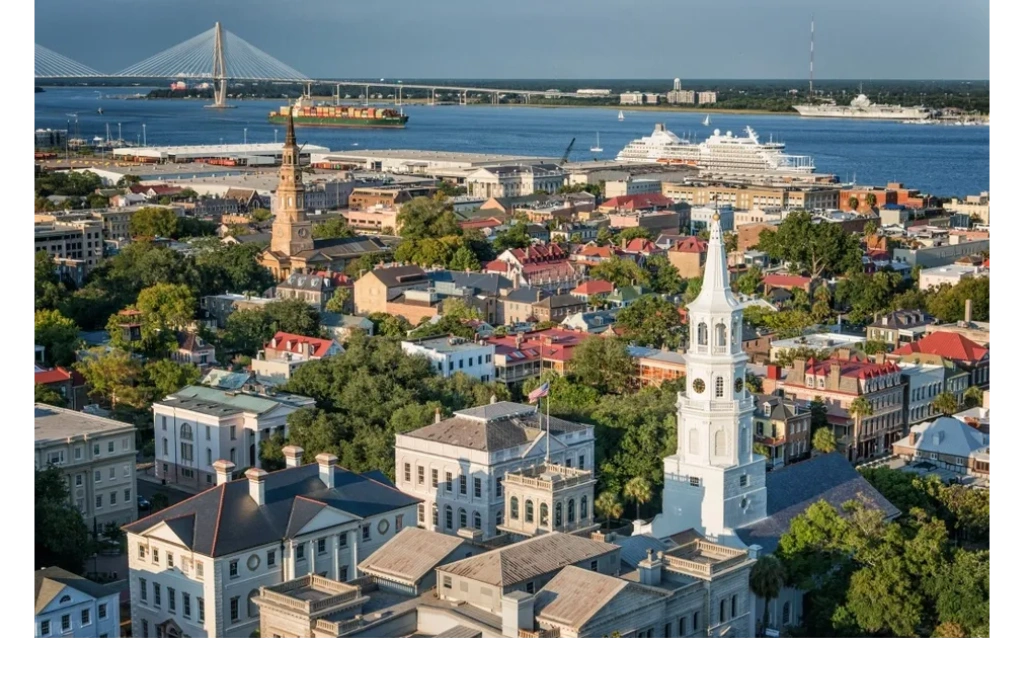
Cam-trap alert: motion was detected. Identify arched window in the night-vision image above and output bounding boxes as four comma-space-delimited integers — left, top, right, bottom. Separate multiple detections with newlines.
580, 495, 588, 520
473, 511, 481, 530
714, 430, 727, 458
697, 322, 708, 346
715, 376, 725, 398
180, 424, 193, 440
445, 505, 453, 529
688, 428, 699, 455
540, 503, 549, 526
555, 502, 563, 526
782, 601, 791, 624
248, 589, 260, 618
510, 497, 519, 520
715, 323, 727, 347
567, 499, 576, 524
459, 508, 467, 529
525, 499, 534, 523
732, 319, 739, 346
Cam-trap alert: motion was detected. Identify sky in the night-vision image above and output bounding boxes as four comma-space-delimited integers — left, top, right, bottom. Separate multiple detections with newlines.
35, 0, 989, 80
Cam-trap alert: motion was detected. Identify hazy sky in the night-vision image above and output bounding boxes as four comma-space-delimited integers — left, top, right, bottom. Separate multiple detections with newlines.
35, 0, 989, 79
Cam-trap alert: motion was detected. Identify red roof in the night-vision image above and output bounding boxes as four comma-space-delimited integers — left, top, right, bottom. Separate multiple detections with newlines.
621, 238, 660, 254
893, 332, 988, 363
460, 217, 504, 230
483, 260, 509, 273
763, 274, 812, 289
600, 193, 673, 211
576, 245, 617, 259
266, 332, 338, 359
572, 279, 615, 296
670, 236, 708, 254
35, 367, 71, 385
507, 244, 567, 263
803, 358, 901, 380
490, 329, 592, 364
314, 270, 351, 287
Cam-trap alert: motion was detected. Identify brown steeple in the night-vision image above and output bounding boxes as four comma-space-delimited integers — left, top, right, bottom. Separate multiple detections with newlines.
268, 104, 313, 259
285, 109, 296, 146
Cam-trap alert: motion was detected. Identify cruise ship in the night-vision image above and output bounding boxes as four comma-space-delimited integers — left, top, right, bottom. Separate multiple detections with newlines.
793, 94, 931, 120
615, 124, 816, 176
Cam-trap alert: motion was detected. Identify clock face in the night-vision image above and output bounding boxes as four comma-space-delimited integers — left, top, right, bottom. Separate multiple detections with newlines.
297, 228, 308, 238
692, 378, 706, 394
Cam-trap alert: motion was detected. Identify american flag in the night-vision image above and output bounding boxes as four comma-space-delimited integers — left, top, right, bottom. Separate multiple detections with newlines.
527, 382, 550, 403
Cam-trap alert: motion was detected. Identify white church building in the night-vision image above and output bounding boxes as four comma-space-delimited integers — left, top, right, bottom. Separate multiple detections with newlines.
637, 214, 898, 635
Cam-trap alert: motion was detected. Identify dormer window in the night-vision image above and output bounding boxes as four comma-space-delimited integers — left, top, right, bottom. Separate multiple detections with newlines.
763, 403, 772, 417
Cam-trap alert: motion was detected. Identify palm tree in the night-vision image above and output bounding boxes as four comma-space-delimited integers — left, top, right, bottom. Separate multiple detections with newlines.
865, 193, 878, 209
864, 221, 878, 238
847, 196, 859, 211
749, 554, 786, 636
848, 397, 874, 460
932, 391, 961, 416
595, 491, 623, 530
812, 426, 837, 454
623, 476, 653, 521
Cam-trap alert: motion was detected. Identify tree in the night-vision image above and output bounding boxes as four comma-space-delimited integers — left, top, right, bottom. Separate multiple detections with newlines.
812, 427, 837, 454
145, 358, 201, 398
931, 391, 961, 416
116, 174, 142, 189
595, 226, 614, 246
35, 309, 81, 367
756, 211, 862, 279
734, 266, 763, 296
367, 312, 411, 338
35, 251, 68, 312
133, 282, 197, 351
36, 466, 93, 573
749, 554, 787, 636
595, 491, 624, 530
963, 386, 985, 408
623, 476, 653, 520
493, 224, 532, 252
808, 397, 828, 432
848, 396, 874, 458
249, 207, 273, 222
193, 241, 275, 295
570, 336, 636, 394
265, 299, 322, 337
865, 193, 878, 209
681, 276, 703, 305
645, 254, 684, 295
616, 226, 654, 244
396, 196, 460, 238
129, 207, 180, 239
811, 285, 833, 323
35, 383, 67, 407
221, 308, 274, 356
313, 216, 354, 239
926, 277, 989, 323
590, 257, 650, 289
75, 347, 149, 409
448, 245, 481, 271
847, 196, 860, 211
324, 287, 351, 314
864, 221, 878, 238
862, 339, 889, 355
616, 295, 682, 348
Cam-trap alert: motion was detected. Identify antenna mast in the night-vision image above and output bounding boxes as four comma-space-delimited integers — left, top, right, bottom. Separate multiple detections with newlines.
809, 14, 815, 96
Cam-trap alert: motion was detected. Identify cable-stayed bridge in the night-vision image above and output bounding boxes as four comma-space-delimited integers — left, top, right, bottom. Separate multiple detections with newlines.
36, 22, 567, 106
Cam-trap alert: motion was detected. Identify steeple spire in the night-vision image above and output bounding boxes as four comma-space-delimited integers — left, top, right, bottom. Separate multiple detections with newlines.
689, 212, 740, 314
285, 109, 296, 147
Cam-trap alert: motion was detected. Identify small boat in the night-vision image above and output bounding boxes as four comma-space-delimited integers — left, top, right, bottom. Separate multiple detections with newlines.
97, 107, 104, 115
703, 115, 710, 126
618, 110, 625, 121
590, 132, 603, 152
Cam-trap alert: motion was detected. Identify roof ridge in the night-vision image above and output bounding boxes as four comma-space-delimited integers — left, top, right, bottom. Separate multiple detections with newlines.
210, 484, 228, 557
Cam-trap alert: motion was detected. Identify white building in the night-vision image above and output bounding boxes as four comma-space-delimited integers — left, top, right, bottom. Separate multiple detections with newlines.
620, 92, 644, 105
152, 386, 315, 491
900, 363, 945, 427
668, 90, 696, 105
466, 164, 566, 199
603, 178, 664, 199
395, 401, 595, 540
689, 204, 734, 234
918, 263, 988, 291
35, 567, 123, 638
123, 451, 420, 638
35, 404, 139, 528
769, 332, 866, 362
698, 91, 718, 104
401, 336, 496, 382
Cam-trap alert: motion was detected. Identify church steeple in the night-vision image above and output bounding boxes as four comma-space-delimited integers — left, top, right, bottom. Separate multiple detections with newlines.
689, 212, 741, 316
268, 108, 313, 259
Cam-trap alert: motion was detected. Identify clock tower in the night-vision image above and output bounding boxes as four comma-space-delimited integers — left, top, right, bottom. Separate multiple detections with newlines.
269, 111, 314, 257
650, 213, 766, 546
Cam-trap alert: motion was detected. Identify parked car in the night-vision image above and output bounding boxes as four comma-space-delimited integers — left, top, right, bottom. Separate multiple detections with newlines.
138, 496, 151, 511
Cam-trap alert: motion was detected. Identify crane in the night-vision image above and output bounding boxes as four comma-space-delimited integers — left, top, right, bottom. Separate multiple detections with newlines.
560, 137, 575, 165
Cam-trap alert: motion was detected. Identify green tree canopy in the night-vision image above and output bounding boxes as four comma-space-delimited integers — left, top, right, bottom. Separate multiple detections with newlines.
35, 309, 81, 367
645, 254, 684, 295
264, 299, 323, 337
589, 257, 651, 289
493, 224, 532, 252
145, 358, 201, 398
569, 336, 636, 395
397, 196, 461, 239
616, 295, 682, 348
756, 211, 862, 278
313, 216, 354, 239
36, 466, 93, 573
129, 207, 180, 239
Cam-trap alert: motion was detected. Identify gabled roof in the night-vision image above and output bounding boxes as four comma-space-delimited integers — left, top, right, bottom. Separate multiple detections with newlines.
176, 331, 214, 352
737, 452, 899, 553
123, 464, 420, 557
893, 331, 988, 364
534, 565, 665, 633
669, 236, 708, 254
571, 279, 615, 296
621, 238, 661, 254
358, 527, 482, 586
894, 416, 989, 458
35, 567, 123, 615
437, 532, 618, 587
402, 402, 586, 451
267, 332, 337, 358
600, 193, 673, 211
366, 265, 428, 288
763, 274, 812, 289
35, 366, 72, 385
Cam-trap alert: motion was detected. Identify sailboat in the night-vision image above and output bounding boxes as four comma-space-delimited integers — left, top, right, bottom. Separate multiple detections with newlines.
703, 114, 710, 126
618, 110, 625, 121
590, 132, 603, 152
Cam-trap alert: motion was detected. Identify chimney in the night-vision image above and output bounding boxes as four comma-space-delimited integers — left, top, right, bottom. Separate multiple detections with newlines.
837, 348, 852, 361
829, 362, 841, 388
964, 298, 973, 324
316, 453, 338, 488
434, 407, 442, 424
212, 459, 235, 486
501, 591, 536, 638
793, 357, 806, 380
282, 445, 304, 468
637, 549, 664, 586
246, 468, 267, 505
908, 429, 918, 447
747, 544, 762, 561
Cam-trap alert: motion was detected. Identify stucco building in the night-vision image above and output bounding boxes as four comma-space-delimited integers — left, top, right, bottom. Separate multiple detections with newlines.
35, 567, 124, 639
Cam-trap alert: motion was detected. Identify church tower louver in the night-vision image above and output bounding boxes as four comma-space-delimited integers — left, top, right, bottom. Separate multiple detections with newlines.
268, 111, 314, 260
648, 213, 767, 546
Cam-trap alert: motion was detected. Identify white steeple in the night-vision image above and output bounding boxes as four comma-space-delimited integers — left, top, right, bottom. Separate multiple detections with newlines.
644, 213, 767, 546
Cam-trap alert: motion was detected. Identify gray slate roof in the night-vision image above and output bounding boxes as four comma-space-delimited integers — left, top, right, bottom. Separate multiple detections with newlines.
123, 464, 420, 558
35, 567, 124, 615
737, 452, 900, 554
368, 265, 428, 288
404, 402, 586, 451
614, 534, 670, 569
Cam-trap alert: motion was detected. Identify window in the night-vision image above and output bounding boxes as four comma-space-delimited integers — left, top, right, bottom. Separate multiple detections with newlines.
432, 505, 439, 526
61, 614, 71, 632
568, 499, 576, 524
230, 426, 236, 440
731, 594, 737, 618
697, 322, 708, 346
139, 578, 147, 602
404, 462, 411, 482
458, 508, 467, 528
162, 416, 167, 430
444, 471, 453, 492
183, 593, 191, 619
124, 488, 132, 503
417, 503, 425, 524
664, 623, 672, 638
142, 619, 149, 638
168, 587, 176, 613
93, 443, 100, 456
396, 514, 404, 532
248, 589, 260, 618
431, 469, 438, 488
445, 505, 453, 529
540, 502, 549, 526
715, 376, 725, 398
525, 499, 534, 523
229, 560, 239, 577
197, 598, 205, 624
81, 608, 91, 626
526, 581, 536, 594
108, 441, 114, 453
162, 438, 168, 456
154, 583, 162, 607
41, 620, 50, 636
295, 545, 305, 560
739, 474, 749, 487
108, 492, 116, 506
443, 576, 453, 589
689, 476, 701, 487
230, 597, 239, 623
693, 611, 700, 632
167, 552, 174, 569
74, 447, 82, 461
510, 497, 520, 520
590, 560, 599, 571
196, 561, 204, 578
362, 524, 371, 541
719, 599, 726, 623
459, 474, 467, 495
417, 466, 425, 485
565, 456, 572, 469
495, 476, 503, 498
94, 494, 103, 509
94, 470, 101, 482
580, 495, 588, 520
98, 603, 107, 620
555, 502, 563, 526
268, 550, 276, 567
783, 601, 791, 624
318, 538, 327, 555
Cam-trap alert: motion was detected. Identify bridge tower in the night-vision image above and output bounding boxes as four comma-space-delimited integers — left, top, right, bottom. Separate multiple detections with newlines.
210, 21, 229, 108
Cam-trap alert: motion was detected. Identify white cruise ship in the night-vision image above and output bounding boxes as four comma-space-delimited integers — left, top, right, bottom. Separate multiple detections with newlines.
793, 94, 931, 120
615, 124, 816, 176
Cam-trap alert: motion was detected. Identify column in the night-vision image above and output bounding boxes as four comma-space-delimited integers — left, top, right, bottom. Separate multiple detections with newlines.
332, 534, 340, 581
349, 530, 359, 580
308, 539, 316, 576
252, 428, 262, 469
287, 541, 296, 580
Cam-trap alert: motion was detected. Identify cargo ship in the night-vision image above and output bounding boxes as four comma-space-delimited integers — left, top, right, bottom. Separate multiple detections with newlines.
269, 95, 408, 129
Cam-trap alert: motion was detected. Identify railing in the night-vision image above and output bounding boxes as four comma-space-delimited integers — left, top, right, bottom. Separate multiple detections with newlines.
678, 397, 754, 413
519, 627, 560, 638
